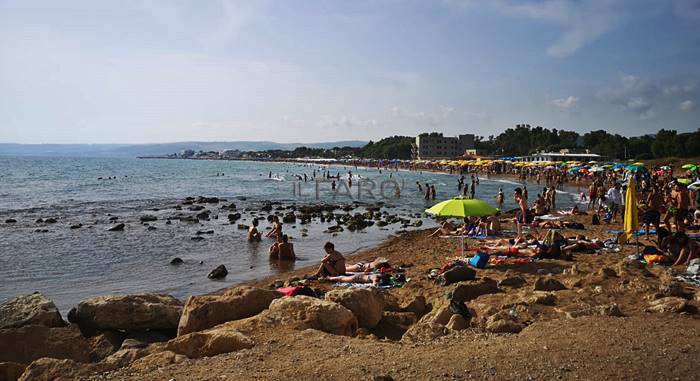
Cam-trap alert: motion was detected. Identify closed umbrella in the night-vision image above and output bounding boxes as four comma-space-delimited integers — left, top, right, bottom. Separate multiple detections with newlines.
619, 177, 638, 250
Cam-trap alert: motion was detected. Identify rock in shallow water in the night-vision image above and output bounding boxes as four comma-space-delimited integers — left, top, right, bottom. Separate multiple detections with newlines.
107, 223, 125, 231
207, 265, 228, 279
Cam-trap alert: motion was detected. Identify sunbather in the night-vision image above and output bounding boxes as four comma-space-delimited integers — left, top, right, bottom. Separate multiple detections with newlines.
328, 272, 389, 286
314, 241, 346, 276
346, 257, 390, 272
429, 221, 456, 237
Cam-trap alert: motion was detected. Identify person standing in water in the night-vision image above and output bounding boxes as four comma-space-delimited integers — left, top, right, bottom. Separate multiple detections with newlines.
496, 188, 504, 209
430, 185, 436, 200
424, 183, 431, 200
416, 181, 423, 192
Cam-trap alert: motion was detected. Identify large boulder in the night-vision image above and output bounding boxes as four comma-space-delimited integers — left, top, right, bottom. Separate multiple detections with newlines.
0, 325, 92, 365
448, 278, 500, 302
164, 326, 254, 358
0, 292, 66, 329
533, 277, 567, 291
325, 288, 384, 329
400, 295, 427, 318
263, 296, 358, 336
17, 358, 98, 381
68, 294, 183, 334
178, 287, 283, 336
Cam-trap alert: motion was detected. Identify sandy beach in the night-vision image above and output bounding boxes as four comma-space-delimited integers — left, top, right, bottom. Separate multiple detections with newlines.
4, 211, 698, 381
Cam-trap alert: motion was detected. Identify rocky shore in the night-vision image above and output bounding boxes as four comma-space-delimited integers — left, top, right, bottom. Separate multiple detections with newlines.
1, 213, 699, 380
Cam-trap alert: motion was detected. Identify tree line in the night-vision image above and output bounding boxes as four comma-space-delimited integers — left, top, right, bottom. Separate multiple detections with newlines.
474, 125, 700, 160
249, 126, 700, 161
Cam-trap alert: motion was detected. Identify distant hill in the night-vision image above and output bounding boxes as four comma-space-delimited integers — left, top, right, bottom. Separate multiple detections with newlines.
0, 141, 368, 158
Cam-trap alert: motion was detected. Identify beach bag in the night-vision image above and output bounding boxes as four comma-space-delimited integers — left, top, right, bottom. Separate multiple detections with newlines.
468, 252, 490, 269
449, 299, 472, 319
277, 286, 317, 297
591, 214, 600, 225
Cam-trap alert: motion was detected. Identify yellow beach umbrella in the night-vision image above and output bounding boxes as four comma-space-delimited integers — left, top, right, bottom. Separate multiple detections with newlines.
619, 177, 638, 246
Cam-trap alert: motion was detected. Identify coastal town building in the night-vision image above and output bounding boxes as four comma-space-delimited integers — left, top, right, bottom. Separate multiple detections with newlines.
412, 132, 476, 160
517, 150, 604, 162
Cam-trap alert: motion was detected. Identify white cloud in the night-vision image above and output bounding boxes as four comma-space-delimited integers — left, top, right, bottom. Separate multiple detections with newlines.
663, 83, 696, 96
680, 100, 695, 112
551, 95, 579, 109
596, 74, 698, 120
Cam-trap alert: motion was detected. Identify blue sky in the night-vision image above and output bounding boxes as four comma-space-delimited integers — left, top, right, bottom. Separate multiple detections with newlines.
1, 0, 699, 144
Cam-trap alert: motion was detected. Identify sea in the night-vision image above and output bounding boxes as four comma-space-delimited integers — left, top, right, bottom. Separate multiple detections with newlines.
0, 156, 582, 314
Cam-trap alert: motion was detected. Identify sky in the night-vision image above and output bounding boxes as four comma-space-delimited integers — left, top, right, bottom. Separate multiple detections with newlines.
1, 0, 699, 144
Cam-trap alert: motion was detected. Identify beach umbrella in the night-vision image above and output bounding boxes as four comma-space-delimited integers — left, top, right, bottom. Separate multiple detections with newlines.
426, 196, 499, 217
689, 180, 700, 191
677, 178, 692, 185
632, 162, 645, 166
426, 196, 499, 253
681, 164, 698, 171
619, 177, 638, 249
660, 165, 671, 170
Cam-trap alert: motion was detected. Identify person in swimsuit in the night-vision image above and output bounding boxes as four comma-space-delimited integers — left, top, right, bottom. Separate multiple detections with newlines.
270, 234, 296, 261
247, 219, 261, 241
266, 216, 282, 238
314, 241, 346, 277
345, 258, 390, 273
328, 273, 389, 286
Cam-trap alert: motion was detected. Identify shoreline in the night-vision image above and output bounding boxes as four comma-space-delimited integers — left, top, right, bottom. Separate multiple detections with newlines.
4, 212, 698, 380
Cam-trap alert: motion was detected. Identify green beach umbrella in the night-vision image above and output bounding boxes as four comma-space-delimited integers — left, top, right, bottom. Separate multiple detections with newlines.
681, 163, 697, 171
677, 178, 692, 185
426, 196, 499, 217
426, 196, 499, 255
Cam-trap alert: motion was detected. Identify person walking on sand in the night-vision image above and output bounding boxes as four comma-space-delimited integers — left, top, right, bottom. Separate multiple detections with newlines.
605, 183, 622, 224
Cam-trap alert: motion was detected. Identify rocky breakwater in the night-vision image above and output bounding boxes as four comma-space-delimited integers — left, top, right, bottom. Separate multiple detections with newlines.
0, 292, 185, 381
0, 284, 409, 380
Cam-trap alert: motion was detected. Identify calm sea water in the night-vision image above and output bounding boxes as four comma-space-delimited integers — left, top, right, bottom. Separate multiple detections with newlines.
0, 156, 579, 314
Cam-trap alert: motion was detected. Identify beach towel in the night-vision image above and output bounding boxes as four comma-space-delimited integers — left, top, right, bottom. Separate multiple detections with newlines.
534, 214, 562, 221
489, 256, 535, 264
